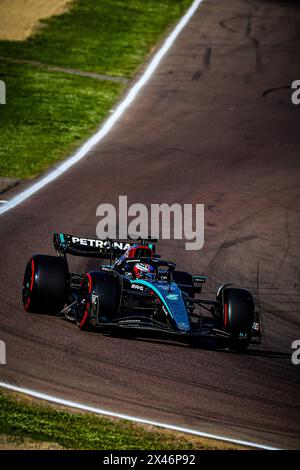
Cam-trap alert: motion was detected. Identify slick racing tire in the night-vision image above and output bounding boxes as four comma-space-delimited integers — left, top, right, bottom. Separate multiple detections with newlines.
77, 271, 122, 330
222, 288, 255, 351
172, 270, 194, 297
22, 255, 69, 314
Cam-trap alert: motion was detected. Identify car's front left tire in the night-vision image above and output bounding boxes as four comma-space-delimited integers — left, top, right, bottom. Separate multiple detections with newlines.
76, 271, 122, 330
221, 287, 255, 351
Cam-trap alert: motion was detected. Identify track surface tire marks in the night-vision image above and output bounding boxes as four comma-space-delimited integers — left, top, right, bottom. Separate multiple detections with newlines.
0, 0, 300, 449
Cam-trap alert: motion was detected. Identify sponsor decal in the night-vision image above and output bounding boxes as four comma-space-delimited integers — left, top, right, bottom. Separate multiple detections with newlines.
178, 322, 189, 331
119, 319, 140, 324
71, 237, 130, 251
166, 293, 179, 301
160, 285, 175, 291
131, 284, 144, 291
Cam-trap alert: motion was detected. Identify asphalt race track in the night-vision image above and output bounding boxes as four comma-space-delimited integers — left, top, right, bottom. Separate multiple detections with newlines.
0, 0, 300, 449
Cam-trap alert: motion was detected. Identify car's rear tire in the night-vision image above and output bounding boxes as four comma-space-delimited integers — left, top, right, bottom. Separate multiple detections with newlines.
222, 288, 255, 351
22, 255, 69, 314
77, 271, 122, 330
172, 270, 194, 297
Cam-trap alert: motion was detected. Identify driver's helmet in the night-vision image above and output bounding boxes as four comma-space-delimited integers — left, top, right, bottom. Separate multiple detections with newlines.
133, 263, 155, 280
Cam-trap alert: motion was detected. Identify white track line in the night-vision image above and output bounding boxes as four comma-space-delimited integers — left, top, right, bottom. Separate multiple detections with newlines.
0, 382, 279, 450
0, 0, 204, 216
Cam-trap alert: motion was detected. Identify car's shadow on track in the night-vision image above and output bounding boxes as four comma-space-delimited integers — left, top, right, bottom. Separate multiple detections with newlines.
219, 348, 291, 359
58, 317, 291, 358
100, 329, 189, 349
101, 329, 291, 358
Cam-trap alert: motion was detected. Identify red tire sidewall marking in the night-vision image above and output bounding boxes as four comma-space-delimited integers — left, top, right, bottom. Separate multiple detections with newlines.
24, 259, 35, 311
79, 274, 92, 328
224, 301, 228, 327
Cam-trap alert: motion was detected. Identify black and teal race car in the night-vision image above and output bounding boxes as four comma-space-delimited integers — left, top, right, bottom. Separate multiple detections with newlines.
22, 233, 261, 350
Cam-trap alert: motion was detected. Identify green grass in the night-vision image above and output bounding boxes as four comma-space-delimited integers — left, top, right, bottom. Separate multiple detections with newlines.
0, 0, 192, 179
0, 391, 242, 450
0, 0, 192, 78
0, 62, 122, 178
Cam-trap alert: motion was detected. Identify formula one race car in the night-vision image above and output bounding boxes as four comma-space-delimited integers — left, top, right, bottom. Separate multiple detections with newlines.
22, 234, 261, 350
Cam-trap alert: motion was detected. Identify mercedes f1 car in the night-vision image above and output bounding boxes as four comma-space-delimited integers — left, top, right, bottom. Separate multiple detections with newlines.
22, 234, 261, 350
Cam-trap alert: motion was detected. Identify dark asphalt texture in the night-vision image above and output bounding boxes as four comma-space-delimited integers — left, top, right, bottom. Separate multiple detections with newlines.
0, 0, 300, 449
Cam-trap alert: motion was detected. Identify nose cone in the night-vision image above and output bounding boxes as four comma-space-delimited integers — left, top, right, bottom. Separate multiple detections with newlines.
157, 283, 191, 333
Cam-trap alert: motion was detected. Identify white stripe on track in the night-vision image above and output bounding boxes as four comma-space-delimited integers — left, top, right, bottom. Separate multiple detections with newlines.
0, 381, 279, 450
0, 0, 204, 216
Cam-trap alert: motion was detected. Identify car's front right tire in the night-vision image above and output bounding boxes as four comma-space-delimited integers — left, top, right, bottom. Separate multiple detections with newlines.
22, 254, 69, 314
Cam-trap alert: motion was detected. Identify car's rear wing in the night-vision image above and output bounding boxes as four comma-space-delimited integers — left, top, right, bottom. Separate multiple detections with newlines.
53, 233, 156, 259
